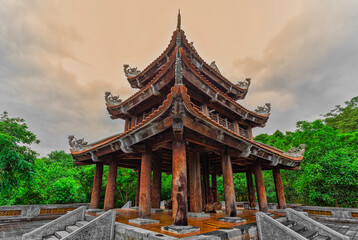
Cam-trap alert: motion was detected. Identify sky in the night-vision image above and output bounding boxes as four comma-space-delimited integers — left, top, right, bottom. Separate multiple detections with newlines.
1, 1, 358, 156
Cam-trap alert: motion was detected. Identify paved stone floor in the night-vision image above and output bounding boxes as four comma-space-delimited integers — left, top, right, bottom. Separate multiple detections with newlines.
0, 218, 357, 239
317, 220, 358, 240
0, 220, 51, 240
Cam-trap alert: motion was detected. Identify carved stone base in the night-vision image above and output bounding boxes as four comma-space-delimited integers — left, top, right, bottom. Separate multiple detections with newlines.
161, 225, 200, 234
129, 218, 159, 225
188, 212, 210, 218
218, 217, 246, 223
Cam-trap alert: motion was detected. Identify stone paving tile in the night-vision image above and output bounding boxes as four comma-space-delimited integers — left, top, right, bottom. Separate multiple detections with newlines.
0, 220, 51, 240
317, 220, 358, 240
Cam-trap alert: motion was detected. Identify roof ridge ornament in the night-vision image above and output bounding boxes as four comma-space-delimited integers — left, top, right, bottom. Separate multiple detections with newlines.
123, 64, 140, 77
105, 91, 122, 105
68, 135, 91, 151
175, 48, 183, 84
177, 9, 181, 31
210, 61, 221, 74
236, 78, 251, 89
286, 144, 306, 158
255, 103, 271, 115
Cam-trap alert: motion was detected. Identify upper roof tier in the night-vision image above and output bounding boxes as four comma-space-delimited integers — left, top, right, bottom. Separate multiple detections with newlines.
123, 15, 250, 101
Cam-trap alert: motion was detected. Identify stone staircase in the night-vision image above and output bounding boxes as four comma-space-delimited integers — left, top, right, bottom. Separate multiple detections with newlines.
22, 206, 116, 240
257, 208, 349, 240
42, 214, 95, 239
280, 219, 330, 239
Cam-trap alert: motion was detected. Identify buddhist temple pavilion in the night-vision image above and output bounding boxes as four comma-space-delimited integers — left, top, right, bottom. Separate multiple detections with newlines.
69, 11, 304, 233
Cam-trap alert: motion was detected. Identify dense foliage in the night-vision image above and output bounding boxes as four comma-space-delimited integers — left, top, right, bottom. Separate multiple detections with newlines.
0, 96, 357, 208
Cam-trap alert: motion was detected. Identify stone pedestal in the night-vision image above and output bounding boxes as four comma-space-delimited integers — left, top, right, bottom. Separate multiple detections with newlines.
218, 217, 246, 223
129, 218, 159, 225
188, 212, 210, 218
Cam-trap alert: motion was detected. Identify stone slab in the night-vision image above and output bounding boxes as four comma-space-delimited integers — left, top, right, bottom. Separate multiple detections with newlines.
254, 212, 275, 217
129, 218, 159, 225
218, 217, 247, 223
162, 225, 200, 234
188, 212, 210, 218
86, 208, 102, 213
151, 208, 164, 213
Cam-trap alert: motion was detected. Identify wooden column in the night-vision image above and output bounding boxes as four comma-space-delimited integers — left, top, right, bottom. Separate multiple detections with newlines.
135, 164, 141, 206
273, 168, 287, 209
233, 120, 239, 133
253, 161, 268, 212
139, 145, 152, 219
104, 161, 118, 211
203, 158, 210, 204
246, 170, 256, 209
211, 173, 218, 202
172, 140, 188, 226
189, 151, 202, 213
151, 156, 162, 208
201, 104, 209, 115
90, 162, 103, 209
222, 153, 237, 217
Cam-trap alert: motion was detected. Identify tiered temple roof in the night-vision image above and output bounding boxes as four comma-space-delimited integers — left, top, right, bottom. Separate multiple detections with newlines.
70, 12, 304, 174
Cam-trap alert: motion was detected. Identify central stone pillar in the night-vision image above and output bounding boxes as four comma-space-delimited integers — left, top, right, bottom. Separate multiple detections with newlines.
246, 170, 256, 210
221, 153, 236, 217
273, 167, 287, 209
138, 145, 152, 219
90, 162, 104, 209
151, 156, 162, 208
104, 161, 118, 211
253, 161, 268, 212
189, 151, 202, 213
171, 139, 188, 225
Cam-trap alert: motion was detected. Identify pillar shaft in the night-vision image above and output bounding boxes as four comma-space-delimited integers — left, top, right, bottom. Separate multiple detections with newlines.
222, 153, 237, 217
151, 156, 162, 208
246, 170, 256, 209
135, 164, 141, 206
104, 161, 118, 211
203, 158, 210, 204
90, 163, 104, 209
273, 168, 287, 209
138, 145, 152, 219
253, 161, 268, 212
211, 173, 218, 203
172, 140, 188, 226
189, 151, 202, 213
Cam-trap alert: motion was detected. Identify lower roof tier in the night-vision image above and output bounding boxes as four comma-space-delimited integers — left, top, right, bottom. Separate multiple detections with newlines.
70, 84, 304, 171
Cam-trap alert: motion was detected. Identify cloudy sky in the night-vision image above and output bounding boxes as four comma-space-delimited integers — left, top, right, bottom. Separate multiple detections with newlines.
1, 1, 358, 156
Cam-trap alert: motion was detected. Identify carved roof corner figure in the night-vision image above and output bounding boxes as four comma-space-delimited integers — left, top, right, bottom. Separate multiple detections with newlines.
286, 144, 306, 158
105, 91, 122, 106
255, 103, 271, 115
123, 64, 141, 77
236, 78, 251, 89
210, 61, 221, 74
68, 135, 90, 151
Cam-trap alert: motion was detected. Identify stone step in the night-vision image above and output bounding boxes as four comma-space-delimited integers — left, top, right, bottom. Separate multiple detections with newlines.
76, 220, 89, 227
290, 224, 307, 233
312, 235, 331, 240
65, 225, 80, 233
85, 214, 96, 222
54, 230, 70, 239
299, 229, 319, 239
281, 220, 296, 228
43, 235, 59, 240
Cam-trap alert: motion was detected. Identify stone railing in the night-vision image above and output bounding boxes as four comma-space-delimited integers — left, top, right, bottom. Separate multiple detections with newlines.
294, 205, 358, 221
256, 212, 306, 240
286, 208, 349, 240
0, 203, 89, 221
63, 210, 116, 240
22, 206, 86, 240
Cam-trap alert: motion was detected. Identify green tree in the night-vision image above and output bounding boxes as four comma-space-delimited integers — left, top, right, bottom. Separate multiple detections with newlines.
0, 112, 39, 205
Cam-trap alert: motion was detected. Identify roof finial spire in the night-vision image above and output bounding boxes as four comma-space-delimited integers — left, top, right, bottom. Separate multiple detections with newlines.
177, 9, 181, 30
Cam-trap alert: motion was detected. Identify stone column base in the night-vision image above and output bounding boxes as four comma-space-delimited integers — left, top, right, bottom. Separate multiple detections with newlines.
161, 225, 200, 234
188, 212, 210, 218
129, 218, 159, 225
218, 217, 246, 223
